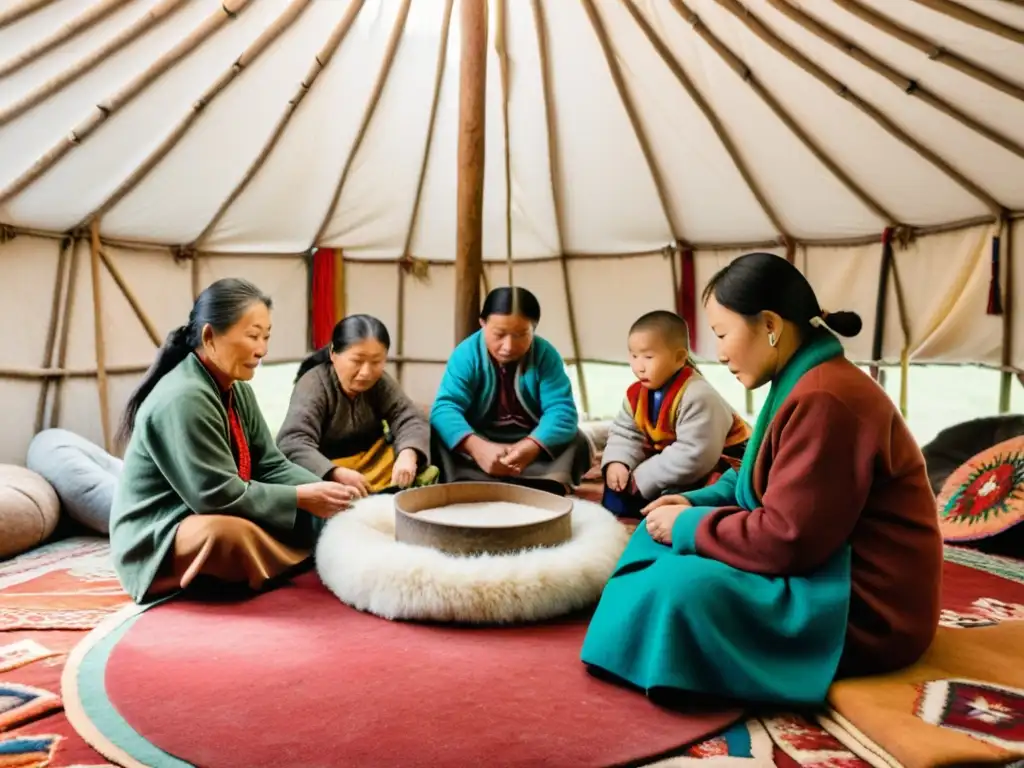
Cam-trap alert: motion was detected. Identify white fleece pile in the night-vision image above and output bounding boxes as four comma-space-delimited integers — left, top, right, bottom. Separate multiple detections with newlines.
315, 494, 630, 624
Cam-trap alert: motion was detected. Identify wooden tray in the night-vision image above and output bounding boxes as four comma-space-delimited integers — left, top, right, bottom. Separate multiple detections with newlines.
394, 482, 573, 556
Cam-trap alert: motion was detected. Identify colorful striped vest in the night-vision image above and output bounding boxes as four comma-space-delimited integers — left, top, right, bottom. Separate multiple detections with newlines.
625, 366, 751, 472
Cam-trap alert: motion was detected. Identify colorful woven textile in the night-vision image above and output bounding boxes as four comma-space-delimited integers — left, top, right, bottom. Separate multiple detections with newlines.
937, 436, 1024, 544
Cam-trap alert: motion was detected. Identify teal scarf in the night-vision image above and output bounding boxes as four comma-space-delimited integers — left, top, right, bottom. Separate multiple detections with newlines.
735, 332, 845, 510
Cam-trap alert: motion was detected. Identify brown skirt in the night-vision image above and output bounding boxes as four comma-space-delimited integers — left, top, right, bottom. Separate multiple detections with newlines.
147, 514, 311, 599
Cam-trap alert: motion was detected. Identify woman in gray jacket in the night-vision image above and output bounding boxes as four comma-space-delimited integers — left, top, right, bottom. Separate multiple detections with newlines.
277, 315, 438, 496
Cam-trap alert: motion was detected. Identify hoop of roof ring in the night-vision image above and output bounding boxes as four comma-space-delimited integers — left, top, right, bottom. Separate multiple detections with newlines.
315, 485, 630, 624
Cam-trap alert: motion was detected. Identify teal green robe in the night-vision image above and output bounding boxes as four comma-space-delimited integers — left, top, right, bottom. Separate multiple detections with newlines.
579, 335, 853, 706
109, 354, 322, 604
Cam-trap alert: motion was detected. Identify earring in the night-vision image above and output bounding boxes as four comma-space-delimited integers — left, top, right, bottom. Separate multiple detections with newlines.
768, 331, 777, 348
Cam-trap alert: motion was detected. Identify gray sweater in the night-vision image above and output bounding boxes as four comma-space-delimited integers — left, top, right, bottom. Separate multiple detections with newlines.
601, 376, 736, 499
276, 364, 430, 479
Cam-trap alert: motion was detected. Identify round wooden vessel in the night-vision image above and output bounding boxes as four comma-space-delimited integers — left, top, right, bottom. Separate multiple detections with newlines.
394, 482, 573, 556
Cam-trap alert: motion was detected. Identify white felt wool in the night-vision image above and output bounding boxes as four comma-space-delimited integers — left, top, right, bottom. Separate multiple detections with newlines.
315, 495, 630, 624
413, 501, 558, 527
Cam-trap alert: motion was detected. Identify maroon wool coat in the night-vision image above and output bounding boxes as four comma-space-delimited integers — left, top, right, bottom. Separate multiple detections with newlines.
692, 357, 944, 676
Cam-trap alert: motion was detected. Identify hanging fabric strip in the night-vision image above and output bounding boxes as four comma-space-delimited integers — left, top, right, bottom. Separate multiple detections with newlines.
676, 246, 697, 351
310, 247, 337, 349
987, 229, 1003, 316
870, 227, 894, 382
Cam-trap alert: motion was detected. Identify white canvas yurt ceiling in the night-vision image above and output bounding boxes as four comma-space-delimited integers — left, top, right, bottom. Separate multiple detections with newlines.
1, 0, 1023, 464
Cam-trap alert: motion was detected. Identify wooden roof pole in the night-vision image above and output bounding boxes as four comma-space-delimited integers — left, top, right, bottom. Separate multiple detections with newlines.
666, 0, 896, 226
190, 0, 367, 250
455, 0, 487, 344
396, 0, 455, 386
79, 0, 312, 231
834, 0, 1024, 104
0, 0, 189, 129
622, 1, 790, 240
312, 0, 412, 246
583, 0, 680, 240
907, 0, 1024, 44
495, 0, 516, 288
0, 0, 252, 206
0, 0, 59, 29
770, 0, 1024, 162
0, 0, 132, 78
531, 0, 590, 417
712, 0, 1003, 215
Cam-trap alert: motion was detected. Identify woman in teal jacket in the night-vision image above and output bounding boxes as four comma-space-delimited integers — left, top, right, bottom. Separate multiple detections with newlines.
430, 287, 592, 496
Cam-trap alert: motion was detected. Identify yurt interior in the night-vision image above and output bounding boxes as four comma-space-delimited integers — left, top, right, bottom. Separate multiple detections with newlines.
1, 0, 1023, 766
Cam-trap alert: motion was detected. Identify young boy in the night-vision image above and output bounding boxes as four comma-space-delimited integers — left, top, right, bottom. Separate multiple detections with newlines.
601, 310, 750, 518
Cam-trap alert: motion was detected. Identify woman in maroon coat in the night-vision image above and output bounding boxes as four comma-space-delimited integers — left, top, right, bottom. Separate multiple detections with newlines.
581, 252, 943, 705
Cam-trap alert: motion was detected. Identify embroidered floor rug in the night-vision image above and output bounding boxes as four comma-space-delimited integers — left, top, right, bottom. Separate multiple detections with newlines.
646, 546, 1024, 767
0, 537, 131, 631
817, 547, 1024, 768
62, 571, 741, 768
0, 538, 128, 767
821, 624, 1024, 767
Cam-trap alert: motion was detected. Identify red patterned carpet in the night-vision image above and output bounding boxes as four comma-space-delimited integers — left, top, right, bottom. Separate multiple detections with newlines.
0, 537, 125, 767
1, 520, 1023, 767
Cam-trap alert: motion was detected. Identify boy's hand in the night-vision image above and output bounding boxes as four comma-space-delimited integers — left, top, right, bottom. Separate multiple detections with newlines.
605, 462, 630, 492
640, 494, 691, 516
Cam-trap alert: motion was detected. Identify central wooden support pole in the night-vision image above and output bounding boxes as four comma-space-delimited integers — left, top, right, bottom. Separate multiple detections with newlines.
454, 0, 487, 344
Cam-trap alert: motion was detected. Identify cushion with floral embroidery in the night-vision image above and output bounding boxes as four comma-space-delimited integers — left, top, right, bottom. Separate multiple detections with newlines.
936, 436, 1024, 543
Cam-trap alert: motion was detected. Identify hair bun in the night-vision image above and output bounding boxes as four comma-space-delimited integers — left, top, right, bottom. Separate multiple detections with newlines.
824, 310, 862, 338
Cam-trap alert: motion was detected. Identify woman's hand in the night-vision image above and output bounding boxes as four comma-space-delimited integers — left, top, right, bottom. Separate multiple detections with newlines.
644, 504, 688, 545
331, 466, 370, 498
605, 462, 630, 492
640, 494, 691, 516
296, 482, 355, 519
391, 448, 419, 488
499, 438, 541, 474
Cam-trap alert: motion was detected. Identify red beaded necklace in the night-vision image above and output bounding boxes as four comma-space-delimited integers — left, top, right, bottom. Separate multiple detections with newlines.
195, 353, 252, 482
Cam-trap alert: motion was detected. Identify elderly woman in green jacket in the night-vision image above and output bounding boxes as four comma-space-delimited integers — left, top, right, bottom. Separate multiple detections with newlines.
109, 278, 353, 604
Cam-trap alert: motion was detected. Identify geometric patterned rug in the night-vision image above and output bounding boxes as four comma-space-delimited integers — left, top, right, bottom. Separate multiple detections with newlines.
0, 537, 121, 768
0, 537, 132, 631
0, 681, 61, 730
817, 622, 1024, 766
650, 713, 871, 766
646, 545, 1024, 767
